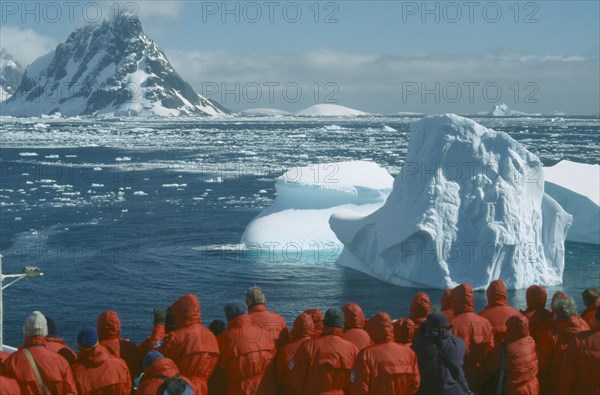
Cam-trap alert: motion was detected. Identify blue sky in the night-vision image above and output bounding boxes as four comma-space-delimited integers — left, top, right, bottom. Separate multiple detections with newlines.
1, 0, 599, 114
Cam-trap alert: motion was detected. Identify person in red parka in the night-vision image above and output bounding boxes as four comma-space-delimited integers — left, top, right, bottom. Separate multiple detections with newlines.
136, 351, 194, 395
450, 284, 494, 394
216, 302, 276, 395
580, 288, 600, 328
0, 374, 20, 394
44, 316, 77, 365
71, 328, 131, 395
138, 307, 173, 359
535, 290, 569, 344
276, 313, 314, 394
2, 311, 77, 395
479, 279, 523, 344
520, 285, 552, 340
97, 310, 142, 381
341, 303, 372, 351
441, 288, 455, 320
245, 287, 289, 348
409, 292, 431, 329
482, 315, 539, 395
393, 318, 416, 345
538, 295, 590, 394
350, 312, 420, 395
303, 308, 323, 338
559, 306, 600, 395
157, 294, 219, 395
287, 307, 359, 395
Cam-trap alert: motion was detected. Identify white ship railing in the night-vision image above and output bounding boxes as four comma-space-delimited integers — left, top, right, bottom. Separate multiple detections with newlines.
0, 254, 44, 351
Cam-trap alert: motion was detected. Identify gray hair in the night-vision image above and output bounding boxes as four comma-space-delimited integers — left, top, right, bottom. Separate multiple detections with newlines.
553, 296, 577, 320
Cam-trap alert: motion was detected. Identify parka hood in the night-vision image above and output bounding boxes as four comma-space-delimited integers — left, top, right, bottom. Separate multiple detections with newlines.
342, 302, 366, 329
366, 313, 394, 344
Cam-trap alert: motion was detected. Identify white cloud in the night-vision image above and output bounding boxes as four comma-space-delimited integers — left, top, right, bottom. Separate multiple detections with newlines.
0, 27, 58, 66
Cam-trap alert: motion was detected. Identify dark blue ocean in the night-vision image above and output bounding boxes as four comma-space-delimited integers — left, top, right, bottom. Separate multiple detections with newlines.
1, 115, 599, 348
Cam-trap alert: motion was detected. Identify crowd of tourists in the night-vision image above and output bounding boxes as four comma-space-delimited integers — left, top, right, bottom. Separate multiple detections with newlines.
0, 282, 598, 395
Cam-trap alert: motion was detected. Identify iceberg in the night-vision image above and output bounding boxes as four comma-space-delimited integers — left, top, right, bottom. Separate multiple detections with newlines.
330, 115, 572, 290
296, 104, 368, 117
544, 160, 599, 245
241, 161, 393, 251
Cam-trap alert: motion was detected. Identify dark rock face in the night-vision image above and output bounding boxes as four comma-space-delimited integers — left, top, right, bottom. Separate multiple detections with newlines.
0, 49, 24, 101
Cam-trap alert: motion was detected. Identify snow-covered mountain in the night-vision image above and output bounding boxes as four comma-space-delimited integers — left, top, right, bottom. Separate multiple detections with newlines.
2, 14, 227, 117
0, 49, 24, 102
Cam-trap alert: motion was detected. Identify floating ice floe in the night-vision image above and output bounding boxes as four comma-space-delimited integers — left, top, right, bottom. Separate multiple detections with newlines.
329, 114, 572, 290
241, 161, 394, 251
544, 160, 599, 245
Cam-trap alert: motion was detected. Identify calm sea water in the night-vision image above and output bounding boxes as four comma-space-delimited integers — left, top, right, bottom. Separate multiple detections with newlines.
1, 115, 598, 348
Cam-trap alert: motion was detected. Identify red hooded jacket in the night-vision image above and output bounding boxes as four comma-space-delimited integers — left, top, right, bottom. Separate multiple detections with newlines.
248, 304, 289, 348
216, 314, 276, 395
482, 315, 539, 395
479, 280, 523, 344
393, 318, 416, 344
1, 336, 77, 395
158, 294, 219, 395
535, 291, 569, 344
136, 357, 193, 395
350, 313, 420, 395
45, 337, 77, 365
71, 344, 131, 395
287, 327, 359, 395
409, 292, 431, 328
441, 288, 455, 320
138, 323, 166, 359
538, 315, 590, 393
303, 309, 323, 338
277, 313, 314, 393
581, 299, 600, 329
341, 303, 372, 351
558, 325, 600, 395
97, 311, 142, 381
0, 374, 20, 394
521, 285, 552, 340
450, 284, 494, 393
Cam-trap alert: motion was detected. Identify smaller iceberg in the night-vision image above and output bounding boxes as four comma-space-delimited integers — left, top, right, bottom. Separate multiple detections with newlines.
241, 161, 393, 251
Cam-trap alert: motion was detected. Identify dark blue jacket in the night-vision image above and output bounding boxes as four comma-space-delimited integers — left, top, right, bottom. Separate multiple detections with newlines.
411, 329, 468, 395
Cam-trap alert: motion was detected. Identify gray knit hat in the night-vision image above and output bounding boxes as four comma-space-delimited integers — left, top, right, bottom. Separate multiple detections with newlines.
23, 311, 48, 337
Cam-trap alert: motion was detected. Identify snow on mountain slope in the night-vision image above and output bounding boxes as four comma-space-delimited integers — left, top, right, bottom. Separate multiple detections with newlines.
0, 49, 24, 102
2, 14, 227, 117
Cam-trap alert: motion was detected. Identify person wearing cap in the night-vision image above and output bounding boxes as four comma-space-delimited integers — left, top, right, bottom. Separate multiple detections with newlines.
71, 328, 131, 395
537, 295, 590, 394
287, 307, 359, 395
213, 302, 277, 395
1, 311, 77, 394
350, 312, 420, 395
341, 302, 372, 351
44, 315, 77, 365
157, 294, 219, 395
412, 312, 468, 395
97, 310, 142, 382
580, 288, 600, 328
245, 286, 289, 348
136, 351, 193, 395
559, 306, 600, 394
450, 283, 494, 393
482, 315, 539, 395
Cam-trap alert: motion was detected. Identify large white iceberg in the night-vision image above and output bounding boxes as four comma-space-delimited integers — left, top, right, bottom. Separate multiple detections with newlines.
296, 104, 368, 117
544, 160, 599, 245
241, 161, 393, 251
330, 115, 572, 290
